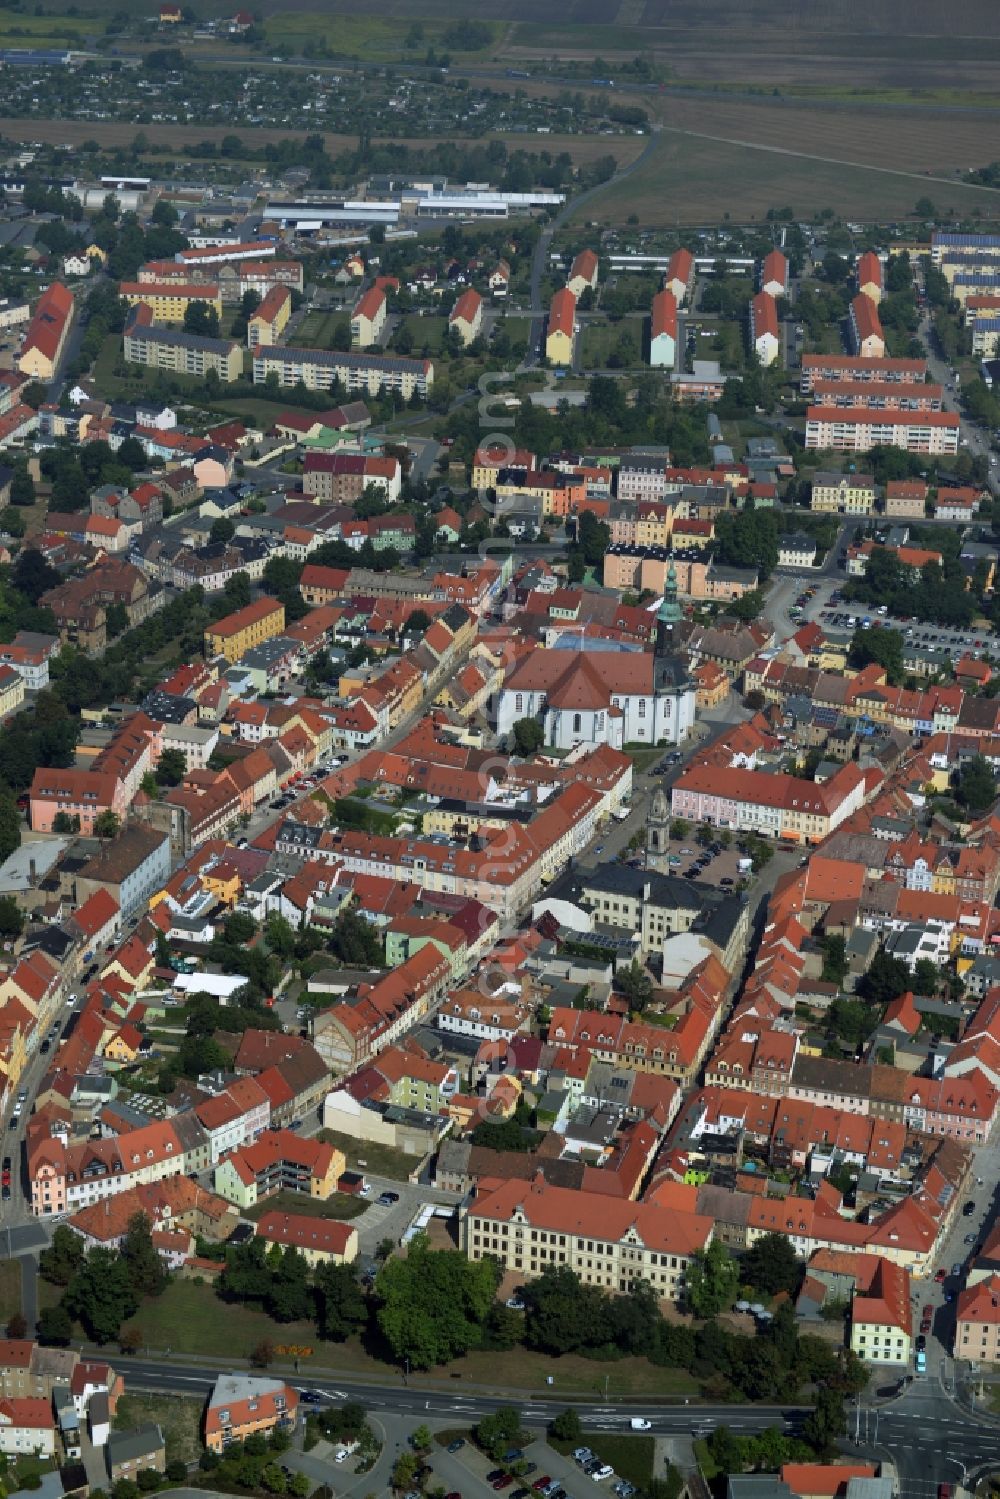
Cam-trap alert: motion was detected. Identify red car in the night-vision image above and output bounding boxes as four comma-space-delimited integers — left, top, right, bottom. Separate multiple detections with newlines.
934, 1268, 946, 1283
1, 1170, 9, 1187
533, 1481, 552, 1493
493, 1480, 514, 1492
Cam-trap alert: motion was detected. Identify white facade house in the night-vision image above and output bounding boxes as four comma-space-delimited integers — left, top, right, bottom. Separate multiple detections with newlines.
778, 533, 818, 568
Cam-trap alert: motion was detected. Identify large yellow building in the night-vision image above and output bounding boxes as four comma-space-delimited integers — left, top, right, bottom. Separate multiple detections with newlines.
546, 287, 576, 366
248, 285, 291, 350
464, 1177, 713, 1302
120, 280, 223, 324
204, 598, 285, 664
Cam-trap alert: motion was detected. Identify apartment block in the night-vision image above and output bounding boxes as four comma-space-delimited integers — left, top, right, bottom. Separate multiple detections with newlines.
123, 317, 243, 381
120, 281, 222, 322
204, 598, 285, 664
805, 407, 960, 455
252, 345, 433, 400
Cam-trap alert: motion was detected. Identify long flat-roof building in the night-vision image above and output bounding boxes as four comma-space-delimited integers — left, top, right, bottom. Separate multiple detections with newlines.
805, 406, 960, 455
123, 316, 243, 382
252, 344, 432, 400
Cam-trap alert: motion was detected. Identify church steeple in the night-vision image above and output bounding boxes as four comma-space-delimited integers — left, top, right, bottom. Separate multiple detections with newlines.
656, 562, 681, 655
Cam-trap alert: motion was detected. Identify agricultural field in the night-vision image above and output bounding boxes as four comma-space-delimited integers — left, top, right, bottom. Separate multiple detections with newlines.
260, 12, 503, 60
575, 124, 1000, 228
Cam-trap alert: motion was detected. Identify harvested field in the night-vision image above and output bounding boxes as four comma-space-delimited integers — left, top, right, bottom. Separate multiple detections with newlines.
578, 126, 1000, 227
653, 96, 1000, 176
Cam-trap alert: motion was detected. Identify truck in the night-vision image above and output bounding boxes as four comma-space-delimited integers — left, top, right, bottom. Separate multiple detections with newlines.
613, 806, 631, 822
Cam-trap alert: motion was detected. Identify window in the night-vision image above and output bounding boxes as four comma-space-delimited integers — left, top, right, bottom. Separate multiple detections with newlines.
573, 714, 582, 733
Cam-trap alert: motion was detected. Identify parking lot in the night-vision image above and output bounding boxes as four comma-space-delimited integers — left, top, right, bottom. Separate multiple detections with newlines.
820, 600, 996, 660
423, 1432, 641, 1499
658, 841, 747, 890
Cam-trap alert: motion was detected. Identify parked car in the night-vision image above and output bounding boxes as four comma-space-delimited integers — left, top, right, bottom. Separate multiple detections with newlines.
447, 1440, 466, 1454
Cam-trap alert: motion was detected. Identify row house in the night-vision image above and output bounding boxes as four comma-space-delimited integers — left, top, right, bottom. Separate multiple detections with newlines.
312, 942, 452, 1075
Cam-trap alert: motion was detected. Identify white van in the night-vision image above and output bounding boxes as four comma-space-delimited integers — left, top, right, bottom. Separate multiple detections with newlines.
629, 1419, 652, 1431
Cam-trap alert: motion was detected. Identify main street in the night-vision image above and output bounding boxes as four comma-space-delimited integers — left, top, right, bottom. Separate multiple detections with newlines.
104, 1354, 1000, 1493
111, 1356, 807, 1435
859, 1378, 1000, 1497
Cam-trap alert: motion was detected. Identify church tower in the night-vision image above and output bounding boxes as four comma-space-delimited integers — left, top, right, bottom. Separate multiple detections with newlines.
646, 785, 671, 872
655, 562, 682, 656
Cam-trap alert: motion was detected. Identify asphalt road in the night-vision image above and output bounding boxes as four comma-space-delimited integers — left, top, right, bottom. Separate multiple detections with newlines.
111, 1358, 808, 1433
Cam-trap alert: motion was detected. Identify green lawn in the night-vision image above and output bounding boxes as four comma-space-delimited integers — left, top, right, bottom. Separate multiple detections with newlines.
317, 1128, 416, 1182
246, 1189, 368, 1223
114, 1393, 204, 1464
396, 314, 448, 356
579, 319, 643, 370
95, 1280, 702, 1397
693, 1437, 720, 1479
551, 1434, 655, 1489
264, 12, 501, 61
0, 1260, 20, 1325
624, 746, 663, 773
296, 310, 351, 351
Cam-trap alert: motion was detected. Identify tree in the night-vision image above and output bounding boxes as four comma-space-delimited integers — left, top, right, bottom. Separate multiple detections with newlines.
743, 1232, 802, 1298
803, 1386, 846, 1455
849, 625, 904, 685
0, 897, 24, 938
119, 1326, 143, 1354
686, 1240, 739, 1318
183, 300, 220, 337
475, 1407, 524, 1459
12, 549, 60, 604
52, 812, 81, 834
404, 608, 432, 635
617, 960, 654, 1012
64, 1248, 138, 1343
118, 436, 147, 471
10, 464, 35, 507
289, 1475, 310, 1499
261, 1464, 287, 1495
210, 516, 236, 545
155, 747, 187, 787
121, 1213, 168, 1296
37, 1303, 72, 1346
392, 1453, 418, 1492
5, 1313, 26, 1339
410, 1425, 432, 1453
314, 1262, 367, 1341
511, 717, 544, 756
549, 1408, 582, 1442
0, 791, 20, 863
913, 958, 939, 997
222, 571, 252, 611
250, 1338, 275, 1368
954, 755, 996, 814
39, 1225, 85, 1286
524, 1265, 612, 1355
0, 508, 25, 538
265, 913, 297, 959
858, 949, 911, 1005
165, 1462, 187, 1484
94, 811, 121, 841
376, 1234, 500, 1368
